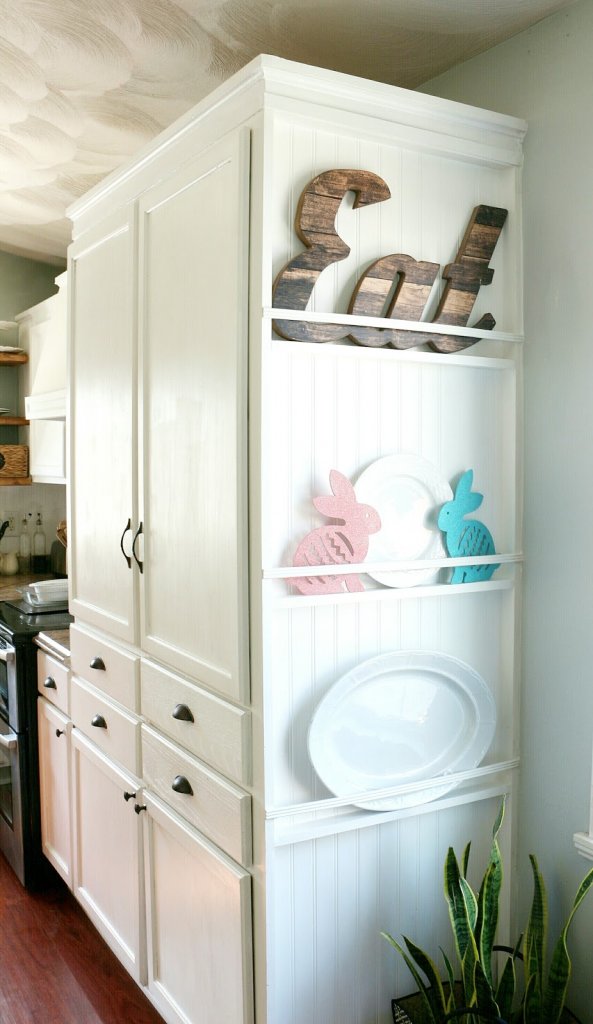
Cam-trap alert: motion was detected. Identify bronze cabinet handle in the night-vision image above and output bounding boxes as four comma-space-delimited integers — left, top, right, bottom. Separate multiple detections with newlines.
132, 522, 143, 573
91, 714, 107, 729
172, 703, 194, 723
43, 676, 57, 689
119, 518, 132, 569
90, 656, 106, 671
171, 775, 193, 796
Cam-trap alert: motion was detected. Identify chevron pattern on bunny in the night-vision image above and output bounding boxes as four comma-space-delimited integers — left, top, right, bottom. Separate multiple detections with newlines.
437, 469, 500, 584
289, 470, 381, 594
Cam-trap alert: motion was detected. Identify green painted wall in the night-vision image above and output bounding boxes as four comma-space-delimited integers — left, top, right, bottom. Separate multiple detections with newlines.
0, 251, 63, 437
0, 251, 62, 321
420, 4, 593, 1020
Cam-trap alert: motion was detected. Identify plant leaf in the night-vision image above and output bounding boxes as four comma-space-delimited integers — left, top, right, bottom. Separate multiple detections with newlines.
474, 799, 505, 990
476, 861, 501, 989
462, 842, 472, 878
495, 935, 522, 1023
403, 936, 447, 1018
381, 932, 438, 1024
474, 958, 500, 1018
523, 855, 547, 998
441, 947, 457, 1012
445, 847, 473, 964
460, 875, 479, 933
494, 952, 516, 1022
461, 930, 479, 1007
541, 864, 593, 1024
522, 972, 541, 1024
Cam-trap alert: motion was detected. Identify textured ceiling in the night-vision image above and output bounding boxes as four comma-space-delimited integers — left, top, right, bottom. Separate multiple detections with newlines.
0, 0, 575, 264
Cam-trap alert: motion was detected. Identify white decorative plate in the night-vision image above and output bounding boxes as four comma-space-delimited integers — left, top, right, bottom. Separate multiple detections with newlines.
307, 651, 496, 810
354, 454, 452, 587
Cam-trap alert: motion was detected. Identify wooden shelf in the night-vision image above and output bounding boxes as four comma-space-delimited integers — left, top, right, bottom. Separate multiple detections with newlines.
0, 417, 29, 426
0, 476, 32, 486
0, 352, 28, 365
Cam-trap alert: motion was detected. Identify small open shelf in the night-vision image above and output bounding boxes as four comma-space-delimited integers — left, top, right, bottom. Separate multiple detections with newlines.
0, 352, 28, 366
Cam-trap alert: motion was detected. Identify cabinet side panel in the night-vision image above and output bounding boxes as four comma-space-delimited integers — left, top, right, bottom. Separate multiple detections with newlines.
138, 131, 249, 703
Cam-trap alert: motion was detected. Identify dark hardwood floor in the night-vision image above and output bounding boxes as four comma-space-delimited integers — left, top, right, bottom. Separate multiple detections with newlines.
0, 852, 165, 1024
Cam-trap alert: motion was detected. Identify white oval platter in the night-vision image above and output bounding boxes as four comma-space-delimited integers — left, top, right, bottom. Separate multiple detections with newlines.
307, 650, 496, 811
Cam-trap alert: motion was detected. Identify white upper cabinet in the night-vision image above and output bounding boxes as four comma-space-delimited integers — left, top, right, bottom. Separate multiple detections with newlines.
68, 134, 250, 703
68, 209, 137, 642
137, 133, 250, 700
17, 270, 68, 484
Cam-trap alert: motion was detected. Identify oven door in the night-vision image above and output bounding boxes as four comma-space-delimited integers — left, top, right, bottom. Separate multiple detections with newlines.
0, 716, 24, 884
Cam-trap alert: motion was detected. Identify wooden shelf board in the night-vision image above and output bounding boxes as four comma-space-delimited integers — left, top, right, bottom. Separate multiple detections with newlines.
0, 476, 32, 486
0, 353, 28, 365
0, 418, 29, 426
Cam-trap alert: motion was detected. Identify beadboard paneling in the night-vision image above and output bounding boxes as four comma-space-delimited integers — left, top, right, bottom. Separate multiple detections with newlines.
265, 587, 516, 810
268, 797, 508, 1024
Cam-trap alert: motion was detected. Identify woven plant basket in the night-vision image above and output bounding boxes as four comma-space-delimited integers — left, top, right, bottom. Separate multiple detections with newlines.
0, 445, 28, 478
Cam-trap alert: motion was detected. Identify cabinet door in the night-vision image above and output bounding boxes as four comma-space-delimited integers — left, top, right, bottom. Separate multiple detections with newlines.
143, 791, 253, 1024
137, 131, 250, 703
71, 729, 145, 983
68, 208, 138, 643
37, 698, 72, 887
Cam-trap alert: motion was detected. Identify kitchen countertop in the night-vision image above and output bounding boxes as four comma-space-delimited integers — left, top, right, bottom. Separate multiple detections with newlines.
35, 628, 70, 660
0, 573, 71, 659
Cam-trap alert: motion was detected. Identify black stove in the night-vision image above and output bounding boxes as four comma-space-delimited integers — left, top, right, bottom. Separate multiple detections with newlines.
0, 600, 72, 639
0, 599, 72, 886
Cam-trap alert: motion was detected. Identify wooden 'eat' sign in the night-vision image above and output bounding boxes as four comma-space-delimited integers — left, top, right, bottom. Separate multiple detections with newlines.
272, 169, 507, 354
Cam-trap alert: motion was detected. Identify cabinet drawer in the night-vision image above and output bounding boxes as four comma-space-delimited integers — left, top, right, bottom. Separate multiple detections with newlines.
141, 724, 251, 866
70, 623, 139, 711
37, 650, 69, 714
71, 676, 141, 775
140, 659, 250, 785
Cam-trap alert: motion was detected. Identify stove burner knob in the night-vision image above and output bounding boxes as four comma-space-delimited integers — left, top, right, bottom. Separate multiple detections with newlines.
90, 656, 106, 671
44, 676, 57, 689
91, 714, 107, 729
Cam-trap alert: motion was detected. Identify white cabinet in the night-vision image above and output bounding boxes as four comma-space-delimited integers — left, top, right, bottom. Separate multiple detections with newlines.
68, 210, 137, 642
37, 698, 72, 887
17, 270, 67, 484
70, 728, 145, 984
69, 136, 250, 704
143, 791, 253, 1024
66, 56, 525, 1024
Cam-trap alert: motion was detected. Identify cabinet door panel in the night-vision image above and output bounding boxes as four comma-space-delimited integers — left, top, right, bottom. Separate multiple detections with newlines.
138, 131, 249, 702
144, 791, 253, 1024
37, 698, 72, 887
71, 729, 145, 983
68, 209, 137, 642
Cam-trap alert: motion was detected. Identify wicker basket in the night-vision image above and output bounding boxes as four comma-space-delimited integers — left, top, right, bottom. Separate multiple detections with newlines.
0, 445, 29, 478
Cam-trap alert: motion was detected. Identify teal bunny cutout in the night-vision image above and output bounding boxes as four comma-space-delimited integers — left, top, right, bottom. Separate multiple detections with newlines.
437, 470, 500, 583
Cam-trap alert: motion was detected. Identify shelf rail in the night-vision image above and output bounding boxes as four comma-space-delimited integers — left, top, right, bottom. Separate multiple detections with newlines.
264, 307, 524, 345
265, 758, 520, 820
263, 552, 523, 580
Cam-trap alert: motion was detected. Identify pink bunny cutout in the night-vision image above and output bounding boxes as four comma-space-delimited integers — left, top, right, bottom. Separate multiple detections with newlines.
289, 470, 381, 594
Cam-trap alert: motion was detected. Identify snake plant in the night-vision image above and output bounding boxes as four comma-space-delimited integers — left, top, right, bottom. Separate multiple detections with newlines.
382, 799, 593, 1024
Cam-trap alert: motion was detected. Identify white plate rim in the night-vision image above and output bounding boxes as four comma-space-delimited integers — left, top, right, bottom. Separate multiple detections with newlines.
354, 454, 452, 588
307, 650, 496, 811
